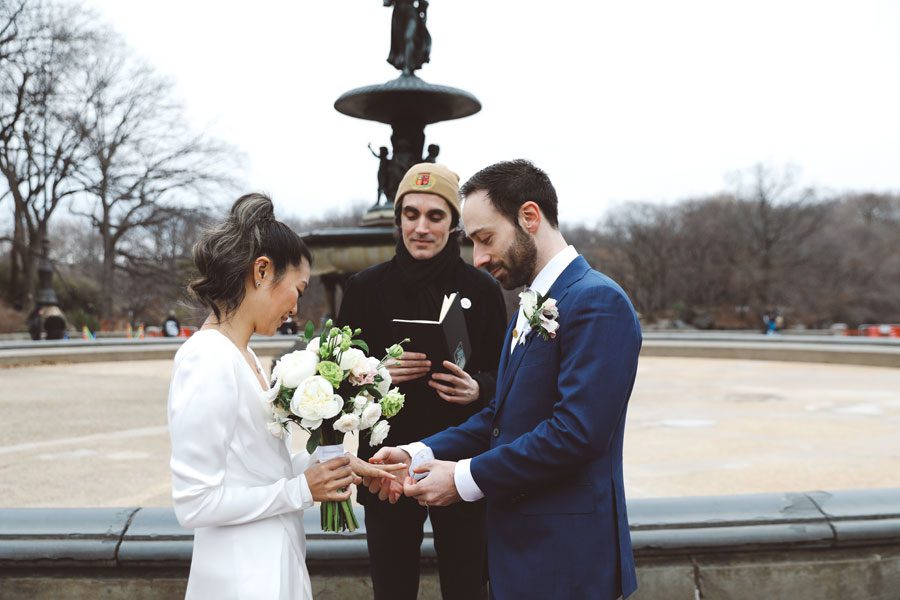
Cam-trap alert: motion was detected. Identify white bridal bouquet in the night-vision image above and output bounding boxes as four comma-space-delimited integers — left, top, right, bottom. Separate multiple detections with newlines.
266, 320, 408, 532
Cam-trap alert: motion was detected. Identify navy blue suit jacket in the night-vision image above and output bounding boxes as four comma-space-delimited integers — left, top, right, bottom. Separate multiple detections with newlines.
422, 256, 641, 599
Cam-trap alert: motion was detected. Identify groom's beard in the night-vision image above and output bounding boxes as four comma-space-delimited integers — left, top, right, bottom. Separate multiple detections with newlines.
487, 226, 538, 290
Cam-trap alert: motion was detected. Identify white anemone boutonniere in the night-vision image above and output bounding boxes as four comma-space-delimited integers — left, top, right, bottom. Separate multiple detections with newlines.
518, 289, 560, 342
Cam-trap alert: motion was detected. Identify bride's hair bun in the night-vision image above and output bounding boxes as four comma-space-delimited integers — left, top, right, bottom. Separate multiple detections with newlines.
189, 193, 311, 321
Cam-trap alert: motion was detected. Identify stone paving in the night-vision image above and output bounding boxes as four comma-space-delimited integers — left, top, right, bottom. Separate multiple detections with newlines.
1, 357, 898, 507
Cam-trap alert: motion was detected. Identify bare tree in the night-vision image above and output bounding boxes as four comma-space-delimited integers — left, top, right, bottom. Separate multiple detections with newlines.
0, 0, 99, 308
604, 202, 679, 319
728, 164, 825, 314
71, 43, 236, 318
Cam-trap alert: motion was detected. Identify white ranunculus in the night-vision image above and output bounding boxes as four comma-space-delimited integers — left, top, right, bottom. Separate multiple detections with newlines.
352, 395, 369, 415
276, 350, 319, 388
519, 289, 539, 319
267, 419, 285, 438
306, 337, 320, 355
334, 413, 361, 434
290, 376, 342, 424
339, 348, 367, 374
369, 420, 390, 447
360, 402, 382, 429
376, 366, 392, 396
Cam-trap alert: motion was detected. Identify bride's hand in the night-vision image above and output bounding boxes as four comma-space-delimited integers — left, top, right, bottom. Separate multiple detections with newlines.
348, 453, 407, 480
305, 456, 355, 502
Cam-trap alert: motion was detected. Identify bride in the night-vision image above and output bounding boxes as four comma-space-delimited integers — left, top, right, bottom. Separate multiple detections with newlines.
168, 193, 404, 599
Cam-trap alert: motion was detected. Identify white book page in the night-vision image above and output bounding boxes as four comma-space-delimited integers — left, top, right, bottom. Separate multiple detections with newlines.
438, 293, 457, 322
393, 293, 457, 325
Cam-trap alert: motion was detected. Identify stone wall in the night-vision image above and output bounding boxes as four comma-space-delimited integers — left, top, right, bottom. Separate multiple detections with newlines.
2, 489, 898, 599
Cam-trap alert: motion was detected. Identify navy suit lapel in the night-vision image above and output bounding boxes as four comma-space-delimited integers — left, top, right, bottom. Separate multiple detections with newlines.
495, 313, 517, 385
494, 256, 592, 412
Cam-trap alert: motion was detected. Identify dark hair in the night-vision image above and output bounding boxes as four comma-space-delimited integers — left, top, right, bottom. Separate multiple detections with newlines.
189, 193, 312, 321
459, 159, 559, 228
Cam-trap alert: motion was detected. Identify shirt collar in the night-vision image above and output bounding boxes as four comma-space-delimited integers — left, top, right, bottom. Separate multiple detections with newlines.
528, 245, 578, 297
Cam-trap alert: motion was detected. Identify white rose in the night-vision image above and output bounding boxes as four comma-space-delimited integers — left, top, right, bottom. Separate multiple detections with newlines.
360, 402, 382, 430
267, 419, 285, 438
306, 337, 320, 355
369, 420, 390, 447
352, 395, 369, 415
376, 366, 392, 396
276, 350, 319, 388
334, 413, 361, 434
290, 376, 342, 428
339, 348, 367, 374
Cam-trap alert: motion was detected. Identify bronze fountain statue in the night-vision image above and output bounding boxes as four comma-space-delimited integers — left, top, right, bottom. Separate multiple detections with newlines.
303, 2, 481, 314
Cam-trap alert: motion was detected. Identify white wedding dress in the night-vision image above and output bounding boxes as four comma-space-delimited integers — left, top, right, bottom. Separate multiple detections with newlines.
168, 329, 314, 599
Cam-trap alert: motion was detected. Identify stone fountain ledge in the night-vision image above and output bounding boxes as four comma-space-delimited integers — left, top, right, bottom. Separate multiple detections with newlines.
2, 333, 900, 368
0, 488, 898, 599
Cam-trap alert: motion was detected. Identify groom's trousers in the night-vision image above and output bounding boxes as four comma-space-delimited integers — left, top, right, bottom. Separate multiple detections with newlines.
364, 494, 488, 600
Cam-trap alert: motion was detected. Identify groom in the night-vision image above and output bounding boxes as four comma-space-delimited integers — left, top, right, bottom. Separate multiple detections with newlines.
368, 159, 642, 599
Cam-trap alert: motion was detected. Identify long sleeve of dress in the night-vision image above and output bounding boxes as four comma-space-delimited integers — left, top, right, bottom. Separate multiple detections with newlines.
169, 346, 314, 529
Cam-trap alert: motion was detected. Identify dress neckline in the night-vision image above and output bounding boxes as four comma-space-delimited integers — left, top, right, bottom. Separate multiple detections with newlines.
197, 328, 270, 393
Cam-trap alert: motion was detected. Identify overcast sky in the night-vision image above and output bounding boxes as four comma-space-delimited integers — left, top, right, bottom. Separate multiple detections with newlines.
83, 0, 900, 224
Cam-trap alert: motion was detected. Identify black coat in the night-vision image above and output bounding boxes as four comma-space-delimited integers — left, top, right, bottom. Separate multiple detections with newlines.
337, 256, 508, 464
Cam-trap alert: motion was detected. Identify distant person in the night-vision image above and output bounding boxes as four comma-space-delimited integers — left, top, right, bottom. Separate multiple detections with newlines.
27, 306, 42, 341
41, 306, 66, 340
162, 311, 181, 337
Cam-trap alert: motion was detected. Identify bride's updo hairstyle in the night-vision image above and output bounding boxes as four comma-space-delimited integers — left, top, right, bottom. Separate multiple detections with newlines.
189, 193, 312, 321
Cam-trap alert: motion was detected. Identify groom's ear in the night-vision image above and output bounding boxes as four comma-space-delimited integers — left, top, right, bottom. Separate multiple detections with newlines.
519, 201, 542, 234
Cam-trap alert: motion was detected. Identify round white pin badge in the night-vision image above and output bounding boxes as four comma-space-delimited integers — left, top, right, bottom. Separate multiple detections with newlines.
460, 298, 472, 309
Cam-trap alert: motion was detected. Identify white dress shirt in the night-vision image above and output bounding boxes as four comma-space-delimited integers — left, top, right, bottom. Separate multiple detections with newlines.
401, 245, 579, 502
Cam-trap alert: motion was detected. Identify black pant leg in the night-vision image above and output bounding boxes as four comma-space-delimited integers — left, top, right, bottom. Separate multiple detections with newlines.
364, 496, 429, 600
429, 500, 488, 600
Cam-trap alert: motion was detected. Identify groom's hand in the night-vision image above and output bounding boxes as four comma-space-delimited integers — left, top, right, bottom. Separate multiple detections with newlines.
364, 446, 411, 503
403, 460, 461, 507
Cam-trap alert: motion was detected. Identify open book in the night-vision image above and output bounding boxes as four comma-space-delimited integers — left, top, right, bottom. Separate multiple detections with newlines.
392, 293, 471, 372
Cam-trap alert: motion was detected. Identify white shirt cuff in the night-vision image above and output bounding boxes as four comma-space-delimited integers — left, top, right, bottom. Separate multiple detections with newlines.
454, 458, 485, 502
398, 441, 426, 463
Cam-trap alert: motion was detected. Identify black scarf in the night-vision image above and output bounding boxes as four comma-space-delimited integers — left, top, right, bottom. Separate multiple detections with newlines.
390, 236, 461, 320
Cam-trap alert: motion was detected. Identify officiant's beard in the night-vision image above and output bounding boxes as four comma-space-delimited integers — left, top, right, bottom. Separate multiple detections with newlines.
490, 226, 538, 290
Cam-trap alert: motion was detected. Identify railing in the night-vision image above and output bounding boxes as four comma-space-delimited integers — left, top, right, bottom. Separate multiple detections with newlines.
4, 333, 900, 368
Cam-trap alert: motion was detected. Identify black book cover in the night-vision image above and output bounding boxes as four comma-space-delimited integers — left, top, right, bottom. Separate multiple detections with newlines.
392, 293, 471, 372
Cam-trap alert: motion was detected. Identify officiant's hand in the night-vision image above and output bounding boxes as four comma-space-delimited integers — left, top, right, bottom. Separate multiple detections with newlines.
404, 460, 461, 507
387, 351, 431, 384
364, 446, 412, 503
429, 361, 480, 404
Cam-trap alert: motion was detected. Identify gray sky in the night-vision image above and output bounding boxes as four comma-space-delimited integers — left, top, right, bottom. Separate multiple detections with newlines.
84, 0, 900, 224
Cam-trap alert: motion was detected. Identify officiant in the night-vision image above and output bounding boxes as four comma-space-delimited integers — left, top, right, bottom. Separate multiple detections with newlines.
338, 163, 506, 600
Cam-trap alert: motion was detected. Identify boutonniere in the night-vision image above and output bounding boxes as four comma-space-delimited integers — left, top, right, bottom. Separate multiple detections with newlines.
518, 289, 560, 341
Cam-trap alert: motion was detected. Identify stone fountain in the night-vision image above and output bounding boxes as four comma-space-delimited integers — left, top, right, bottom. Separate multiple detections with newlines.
302, 0, 481, 315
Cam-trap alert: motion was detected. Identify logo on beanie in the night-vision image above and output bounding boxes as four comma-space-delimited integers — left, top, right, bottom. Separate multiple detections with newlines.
414, 172, 434, 188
